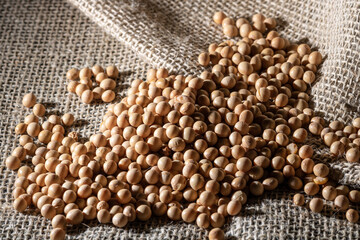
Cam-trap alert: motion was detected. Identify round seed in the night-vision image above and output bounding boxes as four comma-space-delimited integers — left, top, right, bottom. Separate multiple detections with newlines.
22, 93, 37, 108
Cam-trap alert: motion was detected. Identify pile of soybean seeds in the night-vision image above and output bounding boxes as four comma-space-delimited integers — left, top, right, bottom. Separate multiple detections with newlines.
5, 12, 360, 240
66, 65, 119, 104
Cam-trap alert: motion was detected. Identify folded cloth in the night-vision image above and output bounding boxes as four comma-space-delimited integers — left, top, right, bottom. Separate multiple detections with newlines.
1, 0, 360, 239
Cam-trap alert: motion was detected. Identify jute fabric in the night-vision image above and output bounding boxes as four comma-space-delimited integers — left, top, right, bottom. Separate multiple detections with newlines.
0, 0, 360, 239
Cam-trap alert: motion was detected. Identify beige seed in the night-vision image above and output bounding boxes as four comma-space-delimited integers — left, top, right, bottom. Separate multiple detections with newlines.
352, 118, 360, 129
112, 213, 128, 227
15, 123, 27, 135
346, 147, 359, 163
61, 113, 75, 127
227, 199, 242, 216
196, 213, 210, 228
181, 207, 197, 223
106, 65, 119, 79
303, 71, 315, 84
304, 182, 319, 196
93, 87, 104, 99
136, 205, 152, 221
97, 209, 111, 223
101, 90, 115, 102
50, 228, 66, 240
271, 37, 285, 50
349, 190, 360, 203
67, 81, 79, 93
75, 83, 89, 96
293, 193, 305, 206
313, 163, 329, 177
92, 65, 104, 76
329, 141, 345, 156
52, 214, 67, 229
66, 68, 79, 80
13, 197, 28, 212
308, 51, 322, 65
238, 62, 253, 75
334, 195, 349, 211
213, 11, 227, 25
346, 209, 359, 223
41, 204, 56, 219
33, 104, 46, 117
81, 89, 93, 104
240, 24, 252, 38
198, 52, 210, 66
264, 17, 276, 30
6, 156, 21, 170
167, 206, 182, 221
79, 67, 92, 80
209, 228, 225, 240
100, 78, 116, 90
27, 122, 41, 137
66, 209, 83, 225
223, 24, 238, 37
22, 93, 36, 108
309, 198, 323, 213
322, 186, 337, 201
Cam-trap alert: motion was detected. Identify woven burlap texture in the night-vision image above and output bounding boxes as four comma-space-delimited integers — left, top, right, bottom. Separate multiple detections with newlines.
1, 0, 360, 239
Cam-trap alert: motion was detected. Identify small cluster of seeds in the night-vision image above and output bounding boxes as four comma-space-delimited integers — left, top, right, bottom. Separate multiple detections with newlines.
312, 118, 360, 163
213, 12, 277, 39
66, 65, 119, 104
8, 93, 78, 239
5, 12, 360, 240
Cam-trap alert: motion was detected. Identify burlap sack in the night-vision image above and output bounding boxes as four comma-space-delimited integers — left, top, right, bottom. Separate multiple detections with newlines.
1, 0, 360, 239
69, 0, 360, 187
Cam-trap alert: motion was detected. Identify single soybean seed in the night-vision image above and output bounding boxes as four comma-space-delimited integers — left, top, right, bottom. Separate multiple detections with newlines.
33, 104, 46, 117
102, 90, 115, 103
22, 93, 37, 108
309, 198, 323, 213
209, 228, 225, 240
293, 193, 305, 206
50, 228, 66, 240
213, 12, 227, 25
66, 68, 79, 80
346, 209, 359, 223
106, 65, 119, 79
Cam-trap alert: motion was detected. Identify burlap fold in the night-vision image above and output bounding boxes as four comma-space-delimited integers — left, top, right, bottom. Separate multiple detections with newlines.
1, 0, 360, 239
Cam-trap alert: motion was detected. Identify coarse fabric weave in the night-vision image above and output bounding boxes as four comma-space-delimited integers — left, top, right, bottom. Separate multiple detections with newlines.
0, 0, 359, 239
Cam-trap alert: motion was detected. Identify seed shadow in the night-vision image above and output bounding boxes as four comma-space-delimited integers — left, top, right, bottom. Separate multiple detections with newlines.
345, 103, 360, 114
65, 216, 203, 237
44, 109, 62, 117
77, 137, 90, 144
116, 83, 130, 96
73, 119, 89, 128
42, 102, 57, 109
119, 70, 133, 79
275, 17, 289, 32
66, 221, 94, 236
297, 37, 310, 45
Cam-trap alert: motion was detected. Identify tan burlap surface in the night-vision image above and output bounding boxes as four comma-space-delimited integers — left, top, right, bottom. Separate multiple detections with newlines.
1, 0, 360, 239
